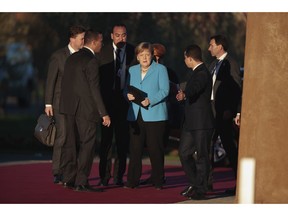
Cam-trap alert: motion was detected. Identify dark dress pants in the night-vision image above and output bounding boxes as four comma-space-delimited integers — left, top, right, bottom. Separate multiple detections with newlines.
99, 91, 129, 182
52, 109, 66, 176
61, 115, 97, 185
216, 115, 239, 178
179, 129, 213, 194
127, 112, 166, 187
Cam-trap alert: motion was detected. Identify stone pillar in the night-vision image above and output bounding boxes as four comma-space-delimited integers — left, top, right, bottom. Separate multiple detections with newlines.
236, 13, 288, 203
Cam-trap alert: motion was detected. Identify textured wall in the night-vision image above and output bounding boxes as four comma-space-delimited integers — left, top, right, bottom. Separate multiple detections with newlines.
236, 13, 288, 203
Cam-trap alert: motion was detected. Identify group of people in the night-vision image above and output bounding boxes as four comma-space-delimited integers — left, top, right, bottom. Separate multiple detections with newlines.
44, 23, 242, 199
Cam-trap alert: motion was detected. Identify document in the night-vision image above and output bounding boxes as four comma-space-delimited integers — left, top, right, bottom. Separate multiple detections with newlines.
127, 85, 148, 109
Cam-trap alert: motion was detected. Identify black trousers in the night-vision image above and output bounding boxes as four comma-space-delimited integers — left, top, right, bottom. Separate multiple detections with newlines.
99, 91, 129, 182
127, 112, 166, 187
179, 129, 213, 194
61, 115, 97, 185
52, 109, 66, 176
215, 115, 239, 178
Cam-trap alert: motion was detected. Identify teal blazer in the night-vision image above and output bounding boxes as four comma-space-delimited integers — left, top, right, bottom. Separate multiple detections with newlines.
125, 61, 169, 122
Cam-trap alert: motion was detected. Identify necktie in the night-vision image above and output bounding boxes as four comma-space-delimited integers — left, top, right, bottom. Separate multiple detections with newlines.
212, 60, 220, 75
211, 60, 220, 100
115, 48, 121, 90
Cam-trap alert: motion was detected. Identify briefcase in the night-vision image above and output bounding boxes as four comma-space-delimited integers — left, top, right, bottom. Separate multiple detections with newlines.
34, 114, 56, 147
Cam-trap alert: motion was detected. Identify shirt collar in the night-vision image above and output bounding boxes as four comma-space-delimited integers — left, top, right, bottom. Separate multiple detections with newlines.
113, 42, 126, 52
193, 62, 203, 71
218, 52, 228, 61
68, 44, 76, 54
84, 46, 95, 55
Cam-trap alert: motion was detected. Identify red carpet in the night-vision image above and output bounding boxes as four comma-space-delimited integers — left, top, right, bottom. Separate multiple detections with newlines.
0, 161, 235, 204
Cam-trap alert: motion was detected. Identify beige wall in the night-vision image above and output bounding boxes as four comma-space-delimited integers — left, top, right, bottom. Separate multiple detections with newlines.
236, 13, 288, 203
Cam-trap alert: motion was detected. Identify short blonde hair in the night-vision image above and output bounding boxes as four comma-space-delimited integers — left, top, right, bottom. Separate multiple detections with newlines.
135, 42, 154, 56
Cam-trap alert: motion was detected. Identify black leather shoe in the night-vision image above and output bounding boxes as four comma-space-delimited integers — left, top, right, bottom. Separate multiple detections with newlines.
140, 177, 166, 185
53, 175, 63, 184
188, 192, 206, 200
180, 186, 195, 197
155, 186, 163, 190
97, 179, 109, 186
123, 183, 139, 189
140, 178, 152, 185
225, 187, 236, 195
114, 179, 124, 186
74, 185, 104, 192
63, 182, 75, 189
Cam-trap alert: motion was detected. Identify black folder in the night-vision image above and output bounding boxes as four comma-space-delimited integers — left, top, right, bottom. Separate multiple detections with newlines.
127, 85, 148, 109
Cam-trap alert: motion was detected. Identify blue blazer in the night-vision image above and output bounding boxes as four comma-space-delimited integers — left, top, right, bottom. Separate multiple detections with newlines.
125, 61, 169, 122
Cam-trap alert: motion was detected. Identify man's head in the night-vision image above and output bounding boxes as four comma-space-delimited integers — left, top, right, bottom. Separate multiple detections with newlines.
84, 29, 103, 53
208, 35, 228, 58
111, 24, 127, 48
69, 25, 86, 51
184, 44, 202, 68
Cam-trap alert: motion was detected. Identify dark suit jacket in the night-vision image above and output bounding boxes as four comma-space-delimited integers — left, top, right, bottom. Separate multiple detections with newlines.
183, 63, 214, 131
98, 42, 135, 112
45, 46, 70, 110
210, 54, 242, 116
59, 48, 108, 123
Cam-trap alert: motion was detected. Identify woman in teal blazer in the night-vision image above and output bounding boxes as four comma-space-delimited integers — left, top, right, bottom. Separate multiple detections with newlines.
124, 42, 169, 189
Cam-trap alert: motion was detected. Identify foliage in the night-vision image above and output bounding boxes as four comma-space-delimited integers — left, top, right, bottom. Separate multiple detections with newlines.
0, 12, 246, 82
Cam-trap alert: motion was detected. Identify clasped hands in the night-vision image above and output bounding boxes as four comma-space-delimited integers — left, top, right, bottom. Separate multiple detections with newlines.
127, 93, 150, 107
176, 89, 185, 101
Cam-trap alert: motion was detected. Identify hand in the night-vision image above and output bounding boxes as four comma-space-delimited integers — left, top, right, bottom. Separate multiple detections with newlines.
176, 90, 185, 101
45, 106, 53, 116
141, 98, 150, 107
234, 114, 241, 126
127, 93, 135, 101
102, 115, 111, 127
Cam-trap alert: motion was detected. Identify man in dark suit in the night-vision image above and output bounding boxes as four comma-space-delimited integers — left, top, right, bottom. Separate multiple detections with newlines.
98, 24, 135, 186
44, 25, 86, 184
60, 29, 111, 192
176, 45, 214, 200
208, 35, 242, 195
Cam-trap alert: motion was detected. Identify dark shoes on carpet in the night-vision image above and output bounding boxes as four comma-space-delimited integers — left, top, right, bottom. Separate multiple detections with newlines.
123, 183, 139, 189
140, 177, 166, 185
63, 182, 75, 189
63, 182, 103, 192
180, 186, 195, 197
124, 183, 162, 190
181, 186, 206, 200
97, 179, 109, 186
74, 185, 103, 192
155, 186, 163, 190
114, 179, 124, 186
188, 192, 206, 200
139, 178, 152, 185
225, 187, 236, 195
53, 174, 63, 184
97, 179, 124, 186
